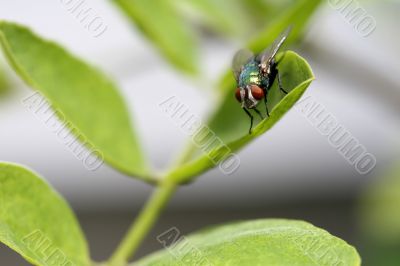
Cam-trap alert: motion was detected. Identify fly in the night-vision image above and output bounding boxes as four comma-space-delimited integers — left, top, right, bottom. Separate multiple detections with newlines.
233, 26, 292, 134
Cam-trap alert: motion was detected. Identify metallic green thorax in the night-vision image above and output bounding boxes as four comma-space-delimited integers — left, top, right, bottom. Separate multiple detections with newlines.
238, 59, 270, 89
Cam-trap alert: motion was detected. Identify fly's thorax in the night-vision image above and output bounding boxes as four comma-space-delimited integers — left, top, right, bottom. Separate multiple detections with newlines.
236, 60, 268, 109
238, 61, 262, 88
260, 73, 271, 89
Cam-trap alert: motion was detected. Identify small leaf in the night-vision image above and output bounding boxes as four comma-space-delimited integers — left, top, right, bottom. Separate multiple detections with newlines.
177, 0, 322, 164
212, 51, 313, 143
215, 0, 321, 135
134, 219, 361, 266
217, 0, 321, 95
0, 21, 150, 180
0, 162, 90, 266
168, 51, 314, 183
114, 0, 198, 74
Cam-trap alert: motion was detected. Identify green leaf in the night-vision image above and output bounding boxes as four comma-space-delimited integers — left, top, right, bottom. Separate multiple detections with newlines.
177, 0, 321, 164
0, 21, 150, 181
0, 162, 90, 266
114, 0, 198, 75
173, 0, 251, 37
212, 51, 313, 143
246, 0, 322, 54
357, 164, 400, 266
241, 0, 295, 28
217, 0, 321, 95
358, 164, 400, 243
0, 64, 8, 95
168, 51, 314, 183
134, 219, 361, 266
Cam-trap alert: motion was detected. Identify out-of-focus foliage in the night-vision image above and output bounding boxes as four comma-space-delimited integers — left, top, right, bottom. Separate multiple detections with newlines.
113, 0, 199, 75
135, 219, 361, 266
113, 0, 322, 75
173, 0, 252, 37
0, 64, 8, 95
174, 0, 299, 38
358, 163, 400, 266
241, 0, 297, 29
359, 164, 400, 242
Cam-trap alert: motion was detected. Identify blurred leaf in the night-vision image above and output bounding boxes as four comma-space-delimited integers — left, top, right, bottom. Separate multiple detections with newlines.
173, 0, 251, 37
0, 162, 90, 266
114, 0, 198, 75
241, 0, 296, 28
135, 219, 361, 266
359, 164, 400, 243
0, 22, 150, 181
167, 51, 314, 183
360, 242, 400, 266
0, 64, 8, 95
246, 0, 322, 52
177, 0, 321, 164
358, 164, 400, 266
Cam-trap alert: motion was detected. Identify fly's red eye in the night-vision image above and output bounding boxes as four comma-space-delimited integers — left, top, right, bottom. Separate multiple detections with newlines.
235, 88, 242, 102
250, 85, 264, 100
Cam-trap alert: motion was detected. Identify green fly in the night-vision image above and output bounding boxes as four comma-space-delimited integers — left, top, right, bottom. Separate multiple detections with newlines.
233, 27, 291, 134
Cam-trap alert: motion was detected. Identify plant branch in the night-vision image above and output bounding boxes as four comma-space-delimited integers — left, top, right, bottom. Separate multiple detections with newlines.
108, 179, 177, 266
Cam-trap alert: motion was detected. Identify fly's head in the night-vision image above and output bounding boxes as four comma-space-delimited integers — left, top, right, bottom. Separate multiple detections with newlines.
235, 84, 264, 109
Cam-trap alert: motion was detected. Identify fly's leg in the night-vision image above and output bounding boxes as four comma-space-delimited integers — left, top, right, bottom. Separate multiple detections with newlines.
277, 68, 288, 94
253, 108, 264, 120
263, 88, 270, 117
243, 107, 253, 134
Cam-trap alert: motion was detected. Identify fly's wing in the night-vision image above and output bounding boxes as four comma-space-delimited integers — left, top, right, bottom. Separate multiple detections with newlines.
257, 26, 292, 65
232, 49, 254, 82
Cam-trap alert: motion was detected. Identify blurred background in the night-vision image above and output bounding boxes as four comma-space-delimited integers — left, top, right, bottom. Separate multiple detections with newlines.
0, 0, 399, 265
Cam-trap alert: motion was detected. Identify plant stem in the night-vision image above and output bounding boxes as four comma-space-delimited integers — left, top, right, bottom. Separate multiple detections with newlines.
108, 179, 177, 266
172, 141, 197, 166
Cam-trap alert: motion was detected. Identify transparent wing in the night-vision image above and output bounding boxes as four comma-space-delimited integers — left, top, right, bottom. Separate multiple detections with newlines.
257, 26, 292, 65
232, 49, 254, 82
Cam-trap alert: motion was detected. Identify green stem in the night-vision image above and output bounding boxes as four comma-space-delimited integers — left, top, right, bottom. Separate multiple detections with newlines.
172, 141, 197, 167
108, 179, 177, 266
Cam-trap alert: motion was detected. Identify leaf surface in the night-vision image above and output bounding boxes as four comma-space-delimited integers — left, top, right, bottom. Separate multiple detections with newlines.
114, 0, 198, 74
0, 21, 150, 180
135, 219, 361, 266
0, 162, 90, 266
